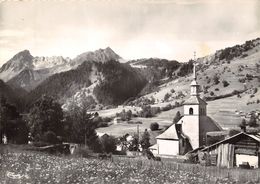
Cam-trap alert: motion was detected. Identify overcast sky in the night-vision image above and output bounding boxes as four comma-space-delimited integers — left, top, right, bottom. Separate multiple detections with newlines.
0, 0, 259, 65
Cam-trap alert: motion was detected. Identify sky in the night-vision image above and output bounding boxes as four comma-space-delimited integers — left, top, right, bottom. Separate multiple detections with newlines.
0, 0, 259, 66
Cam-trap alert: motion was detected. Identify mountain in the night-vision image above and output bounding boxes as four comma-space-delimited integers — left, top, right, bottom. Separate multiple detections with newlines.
26, 59, 147, 108
0, 79, 27, 111
0, 50, 34, 82
126, 38, 260, 128
0, 47, 121, 91
71, 47, 122, 65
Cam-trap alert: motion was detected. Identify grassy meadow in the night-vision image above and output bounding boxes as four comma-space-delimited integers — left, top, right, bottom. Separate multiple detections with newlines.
0, 145, 253, 184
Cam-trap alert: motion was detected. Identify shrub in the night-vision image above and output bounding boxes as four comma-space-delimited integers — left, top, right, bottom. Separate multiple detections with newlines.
164, 93, 171, 101
43, 131, 59, 144
170, 89, 175, 93
100, 135, 117, 153
222, 80, 230, 87
139, 105, 160, 118
215, 88, 219, 91
150, 122, 159, 131
246, 74, 253, 80
210, 91, 214, 96
161, 104, 172, 111
97, 121, 108, 128
213, 75, 220, 85
238, 78, 246, 83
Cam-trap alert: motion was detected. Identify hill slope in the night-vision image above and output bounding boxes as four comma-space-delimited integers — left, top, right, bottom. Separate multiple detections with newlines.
0, 80, 27, 110
26, 60, 147, 108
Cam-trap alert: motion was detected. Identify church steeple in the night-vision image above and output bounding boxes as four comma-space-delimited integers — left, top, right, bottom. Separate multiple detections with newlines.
190, 52, 199, 96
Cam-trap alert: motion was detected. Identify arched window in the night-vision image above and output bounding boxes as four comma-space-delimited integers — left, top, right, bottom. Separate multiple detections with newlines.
189, 108, 193, 115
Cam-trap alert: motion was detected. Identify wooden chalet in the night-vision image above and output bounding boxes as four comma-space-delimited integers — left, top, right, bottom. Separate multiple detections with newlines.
202, 132, 260, 168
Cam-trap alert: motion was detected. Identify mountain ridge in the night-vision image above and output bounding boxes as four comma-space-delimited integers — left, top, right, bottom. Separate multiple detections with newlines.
0, 47, 122, 91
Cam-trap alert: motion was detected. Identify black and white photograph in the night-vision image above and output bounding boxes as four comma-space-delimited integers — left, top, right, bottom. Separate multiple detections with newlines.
0, 0, 260, 183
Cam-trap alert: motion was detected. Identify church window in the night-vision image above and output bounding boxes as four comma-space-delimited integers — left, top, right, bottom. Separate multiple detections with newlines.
189, 108, 193, 115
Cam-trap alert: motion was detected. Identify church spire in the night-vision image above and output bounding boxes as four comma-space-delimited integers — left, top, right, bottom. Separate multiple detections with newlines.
190, 51, 199, 96
193, 51, 197, 80
193, 63, 196, 80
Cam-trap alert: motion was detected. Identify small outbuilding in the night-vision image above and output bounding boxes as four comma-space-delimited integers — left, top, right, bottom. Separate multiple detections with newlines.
202, 132, 260, 168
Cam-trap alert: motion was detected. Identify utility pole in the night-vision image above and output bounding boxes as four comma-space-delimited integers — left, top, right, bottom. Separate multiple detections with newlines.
137, 125, 139, 151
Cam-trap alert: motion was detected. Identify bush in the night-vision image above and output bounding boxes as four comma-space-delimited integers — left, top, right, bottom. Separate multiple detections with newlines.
43, 131, 59, 144
210, 91, 214, 96
246, 74, 253, 80
164, 93, 171, 101
161, 104, 172, 111
215, 88, 219, 91
97, 121, 108, 128
213, 74, 220, 85
238, 78, 246, 83
100, 135, 117, 153
248, 114, 258, 127
222, 80, 229, 87
138, 105, 160, 118
170, 89, 175, 93
150, 122, 159, 131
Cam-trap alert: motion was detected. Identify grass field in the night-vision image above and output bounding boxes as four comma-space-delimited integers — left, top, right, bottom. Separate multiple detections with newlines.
97, 91, 260, 138
0, 145, 249, 184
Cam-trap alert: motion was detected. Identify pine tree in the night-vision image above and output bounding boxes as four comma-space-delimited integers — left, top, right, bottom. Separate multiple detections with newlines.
140, 129, 150, 150
28, 95, 64, 143
248, 114, 257, 127
64, 96, 101, 152
173, 111, 181, 124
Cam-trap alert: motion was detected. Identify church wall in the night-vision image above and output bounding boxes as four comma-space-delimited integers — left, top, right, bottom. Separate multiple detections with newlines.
157, 139, 179, 155
184, 105, 199, 115
181, 116, 200, 149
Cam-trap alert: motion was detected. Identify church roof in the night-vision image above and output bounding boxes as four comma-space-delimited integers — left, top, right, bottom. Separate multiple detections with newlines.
190, 80, 199, 86
199, 116, 223, 131
156, 123, 179, 140
184, 96, 207, 105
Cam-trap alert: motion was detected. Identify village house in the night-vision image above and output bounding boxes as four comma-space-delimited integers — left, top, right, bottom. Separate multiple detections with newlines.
152, 64, 222, 156
201, 132, 260, 168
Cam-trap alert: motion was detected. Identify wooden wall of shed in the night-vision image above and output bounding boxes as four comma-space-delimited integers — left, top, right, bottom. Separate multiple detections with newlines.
206, 134, 260, 168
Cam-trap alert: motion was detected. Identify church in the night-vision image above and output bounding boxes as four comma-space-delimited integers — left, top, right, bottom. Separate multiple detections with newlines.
153, 64, 222, 156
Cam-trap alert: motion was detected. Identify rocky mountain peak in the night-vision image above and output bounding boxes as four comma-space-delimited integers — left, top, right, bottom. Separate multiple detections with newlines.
0, 49, 34, 76
72, 47, 121, 65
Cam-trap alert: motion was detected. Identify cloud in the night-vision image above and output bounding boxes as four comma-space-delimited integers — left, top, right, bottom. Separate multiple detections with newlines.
0, 0, 259, 65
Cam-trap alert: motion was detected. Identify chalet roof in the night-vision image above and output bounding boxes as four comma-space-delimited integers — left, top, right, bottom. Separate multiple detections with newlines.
156, 124, 179, 140
184, 96, 207, 105
202, 132, 260, 151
